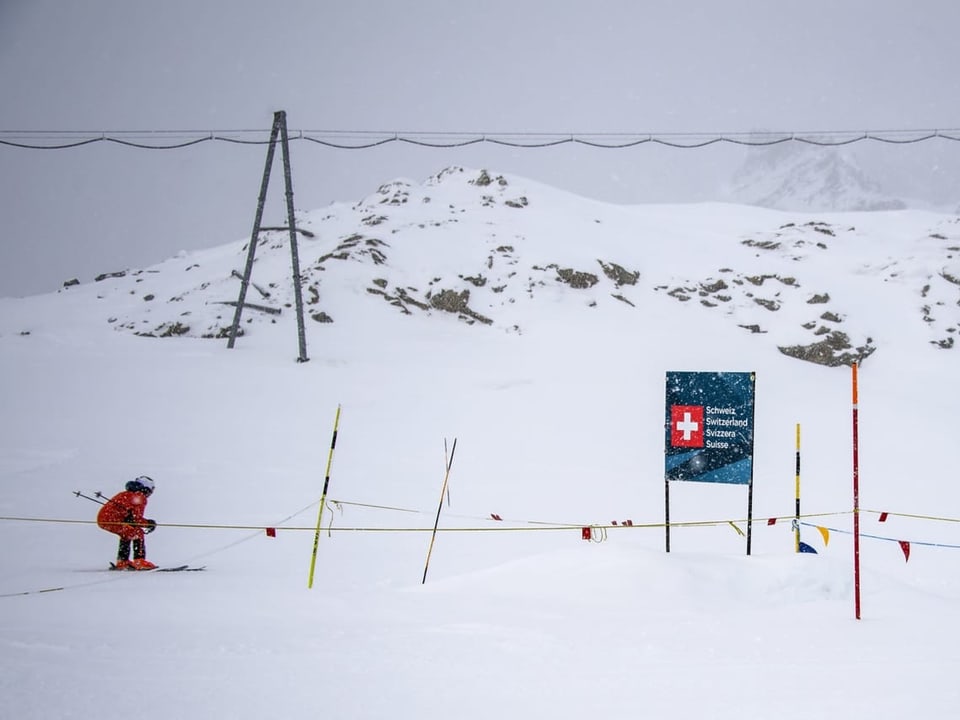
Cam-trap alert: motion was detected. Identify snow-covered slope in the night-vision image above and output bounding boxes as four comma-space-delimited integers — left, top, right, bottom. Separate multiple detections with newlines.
2, 170, 960, 719
42, 167, 960, 365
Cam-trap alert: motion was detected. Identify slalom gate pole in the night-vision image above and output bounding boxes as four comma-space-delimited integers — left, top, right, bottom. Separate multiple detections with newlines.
422, 438, 457, 585
307, 404, 342, 590
852, 363, 861, 620
795, 424, 801, 553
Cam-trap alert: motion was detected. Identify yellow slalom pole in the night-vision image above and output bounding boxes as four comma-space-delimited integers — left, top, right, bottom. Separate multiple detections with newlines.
308, 404, 342, 589
794, 423, 801, 553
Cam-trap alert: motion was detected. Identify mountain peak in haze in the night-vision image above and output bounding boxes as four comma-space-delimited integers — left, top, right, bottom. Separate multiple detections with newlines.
725, 142, 909, 212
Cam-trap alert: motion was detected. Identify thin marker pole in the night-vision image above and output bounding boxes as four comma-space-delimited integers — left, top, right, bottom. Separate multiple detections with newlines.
422, 438, 457, 584
795, 423, 801, 553
852, 363, 861, 619
308, 405, 342, 589
745, 372, 757, 556
444, 438, 452, 507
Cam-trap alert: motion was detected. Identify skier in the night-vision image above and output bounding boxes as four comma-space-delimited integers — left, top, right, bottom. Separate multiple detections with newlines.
97, 476, 158, 570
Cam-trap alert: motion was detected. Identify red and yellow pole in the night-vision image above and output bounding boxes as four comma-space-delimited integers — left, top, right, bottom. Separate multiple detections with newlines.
852, 363, 861, 619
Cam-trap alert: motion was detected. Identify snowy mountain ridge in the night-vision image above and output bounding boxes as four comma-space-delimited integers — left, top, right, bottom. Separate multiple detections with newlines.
39, 167, 960, 365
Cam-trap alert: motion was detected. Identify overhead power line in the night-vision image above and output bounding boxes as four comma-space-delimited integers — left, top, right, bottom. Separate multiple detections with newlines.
1, 128, 959, 151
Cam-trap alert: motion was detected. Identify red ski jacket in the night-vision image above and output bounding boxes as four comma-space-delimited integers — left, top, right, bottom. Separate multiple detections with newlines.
97, 490, 150, 540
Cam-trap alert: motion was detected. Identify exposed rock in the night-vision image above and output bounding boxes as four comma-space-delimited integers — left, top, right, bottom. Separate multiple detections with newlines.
470, 169, 508, 188
95, 271, 127, 282
395, 288, 430, 311
428, 288, 492, 325
599, 261, 640, 287
742, 239, 781, 250
700, 279, 728, 294
473, 170, 494, 187
156, 322, 190, 337
430, 288, 471, 313
778, 331, 875, 366
556, 268, 598, 289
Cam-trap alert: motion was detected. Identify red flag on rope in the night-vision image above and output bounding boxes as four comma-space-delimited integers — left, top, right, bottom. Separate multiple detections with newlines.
898, 540, 910, 562
879, 512, 889, 522
265, 527, 277, 538
767, 517, 777, 526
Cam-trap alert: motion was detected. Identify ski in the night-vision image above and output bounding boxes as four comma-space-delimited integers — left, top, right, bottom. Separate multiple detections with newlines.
108, 563, 206, 572
157, 565, 206, 572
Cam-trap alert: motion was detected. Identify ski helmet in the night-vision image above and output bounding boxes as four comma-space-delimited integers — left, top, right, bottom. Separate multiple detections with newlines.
126, 475, 155, 494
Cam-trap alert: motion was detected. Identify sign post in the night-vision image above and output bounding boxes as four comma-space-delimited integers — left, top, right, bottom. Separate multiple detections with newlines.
664, 372, 757, 554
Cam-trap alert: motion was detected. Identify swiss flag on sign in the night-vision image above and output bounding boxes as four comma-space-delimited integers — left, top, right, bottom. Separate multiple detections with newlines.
671, 405, 704, 447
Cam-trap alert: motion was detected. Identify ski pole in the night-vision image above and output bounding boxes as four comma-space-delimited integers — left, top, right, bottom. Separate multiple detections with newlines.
73, 490, 105, 505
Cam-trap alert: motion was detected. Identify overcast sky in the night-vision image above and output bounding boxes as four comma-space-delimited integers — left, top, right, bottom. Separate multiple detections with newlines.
2, 0, 959, 297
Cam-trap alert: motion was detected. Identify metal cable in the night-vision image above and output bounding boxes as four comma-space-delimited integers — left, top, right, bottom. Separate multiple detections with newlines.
2, 127, 958, 151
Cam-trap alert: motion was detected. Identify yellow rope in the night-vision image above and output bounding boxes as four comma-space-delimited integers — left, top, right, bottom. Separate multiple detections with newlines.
4, 508, 958, 535
863, 508, 960, 524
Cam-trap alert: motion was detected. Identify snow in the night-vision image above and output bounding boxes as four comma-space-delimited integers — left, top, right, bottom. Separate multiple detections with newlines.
2, 169, 960, 719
